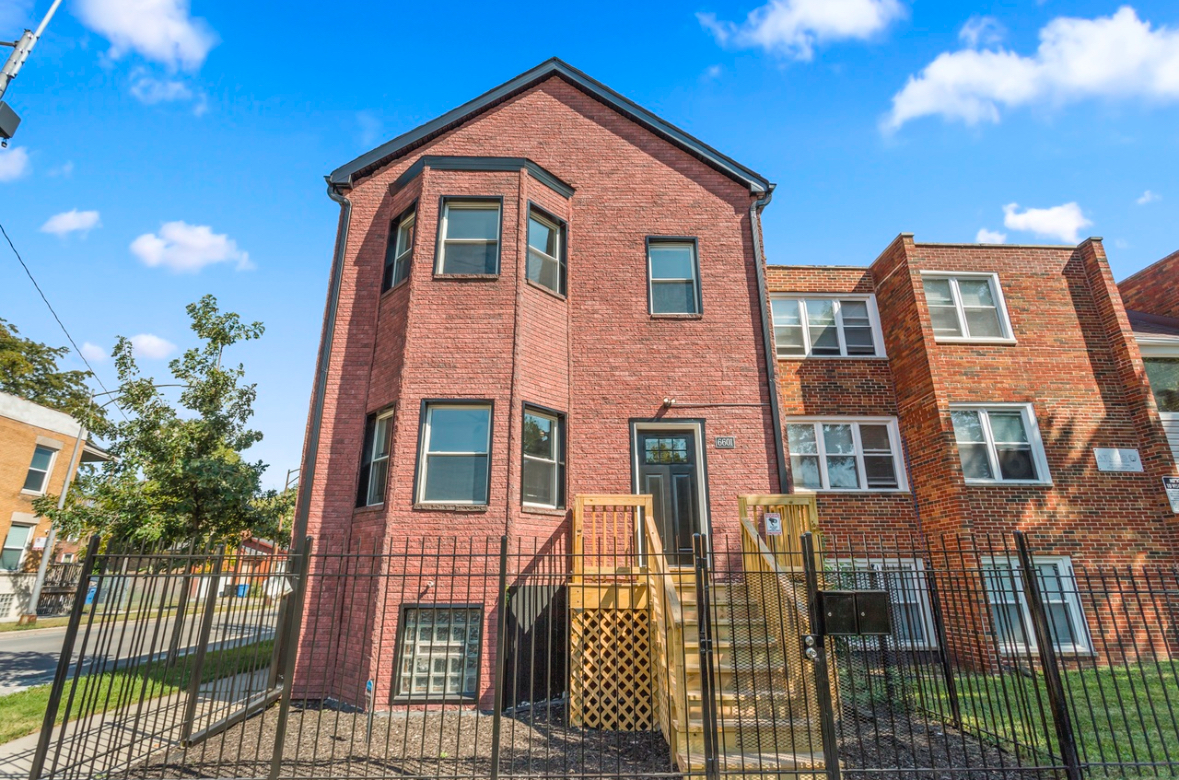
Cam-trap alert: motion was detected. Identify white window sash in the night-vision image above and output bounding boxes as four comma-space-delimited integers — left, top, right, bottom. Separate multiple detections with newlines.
418, 406, 492, 505
365, 412, 393, 506
983, 557, 1090, 654
789, 418, 905, 492
522, 410, 560, 508
23, 446, 56, 494
439, 203, 500, 273
772, 296, 884, 358
921, 272, 1014, 343
647, 242, 700, 314
952, 405, 1050, 485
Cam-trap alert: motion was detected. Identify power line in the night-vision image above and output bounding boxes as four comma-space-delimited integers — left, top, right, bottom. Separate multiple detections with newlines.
0, 218, 127, 420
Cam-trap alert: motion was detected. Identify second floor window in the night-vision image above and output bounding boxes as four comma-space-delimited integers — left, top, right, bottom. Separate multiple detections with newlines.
383, 209, 416, 291
357, 411, 393, 507
417, 403, 492, 505
24, 445, 55, 493
648, 239, 701, 315
437, 199, 501, 275
1144, 358, 1179, 413
922, 273, 1013, 342
771, 297, 882, 358
787, 418, 905, 491
950, 405, 1049, 484
526, 210, 565, 295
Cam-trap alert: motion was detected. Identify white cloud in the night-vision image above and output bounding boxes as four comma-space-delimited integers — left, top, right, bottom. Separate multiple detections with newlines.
131, 220, 252, 273
129, 333, 176, 360
959, 15, 1004, 48
48, 161, 75, 178
0, 147, 31, 182
885, 7, 1179, 130
1002, 202, 1093, 243
75, 0, 218, 71
976, 228, 1007, 244
41, 209, 102, 237
130, 71, 193, 103
80, 342, 108, 363
698, 0, 905, 60
1136, 189, 1161, 204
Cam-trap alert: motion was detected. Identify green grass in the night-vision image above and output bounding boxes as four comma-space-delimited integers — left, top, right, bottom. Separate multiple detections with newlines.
0, 638, 274, 745
0, 616, 73, 632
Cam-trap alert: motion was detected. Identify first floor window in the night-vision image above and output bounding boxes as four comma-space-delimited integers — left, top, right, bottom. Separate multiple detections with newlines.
23, 445, 56, 493
522, 408, 565, 508
437, 199, 501, 275
395, 606, 482, 700
1, 524, 32, 570
417, 403, 492, 504
526, 209, 565, 295
950, 405, 1049, 484
647, 239, 701, 314
827, 559, 935, 649
356, 411, 393, 507
383, 207, 416, 290
922, 273, 1012, 341
1144, 358, 1179, 413
770, 296, 882, 358
981, 558, 1090, 654
787, 418, 905, 491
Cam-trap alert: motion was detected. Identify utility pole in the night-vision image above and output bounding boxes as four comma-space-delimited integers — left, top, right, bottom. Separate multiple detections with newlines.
0, 0, 63, 142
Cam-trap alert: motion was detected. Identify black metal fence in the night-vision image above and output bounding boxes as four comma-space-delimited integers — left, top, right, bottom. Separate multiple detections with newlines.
22, 528, 1179, 780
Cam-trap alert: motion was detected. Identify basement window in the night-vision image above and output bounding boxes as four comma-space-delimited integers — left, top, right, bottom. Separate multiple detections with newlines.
356, 410, 393, 507
647, 239, 701, 315
395, 606, 482, 700
921, 272, 1014, 343
526, 209, 566, 295
771, 296, 884, 358
437, 199, 501, 275
950, 404, 1051, 485
826, 559, 936, 650
981, 557, 1091, 654
383, 206, 416, 291
786, 418, 906, 492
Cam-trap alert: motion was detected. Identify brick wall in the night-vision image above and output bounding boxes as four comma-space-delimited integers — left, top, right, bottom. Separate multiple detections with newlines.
1118, 248, 1179, 319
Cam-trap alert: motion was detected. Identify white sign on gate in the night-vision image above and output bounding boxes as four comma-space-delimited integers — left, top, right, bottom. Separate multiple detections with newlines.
764, 512, 783, 536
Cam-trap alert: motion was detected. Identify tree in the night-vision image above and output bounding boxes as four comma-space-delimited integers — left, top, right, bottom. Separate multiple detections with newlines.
0, 318, 111, 436
34, 296, 289, 545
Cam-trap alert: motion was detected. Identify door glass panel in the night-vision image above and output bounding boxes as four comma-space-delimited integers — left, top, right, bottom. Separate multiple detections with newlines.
645, 437, 690, 464
673, 473, 696, 551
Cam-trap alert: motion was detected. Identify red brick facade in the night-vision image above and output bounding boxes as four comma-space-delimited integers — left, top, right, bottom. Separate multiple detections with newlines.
1119, 248, 1179, 320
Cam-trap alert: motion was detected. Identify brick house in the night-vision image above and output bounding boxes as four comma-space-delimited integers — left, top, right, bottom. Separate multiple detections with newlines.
296, 59, 1179, 727
1120, 249, 1179, 462
0, 392, 106, 621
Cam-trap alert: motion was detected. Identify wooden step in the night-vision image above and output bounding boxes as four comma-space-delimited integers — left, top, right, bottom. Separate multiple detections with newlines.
675, 748, 826, 775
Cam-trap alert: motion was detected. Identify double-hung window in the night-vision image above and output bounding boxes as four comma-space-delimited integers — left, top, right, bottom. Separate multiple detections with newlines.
950, 405, 1050, 484
1, 524, 32, 570
921, 273, 1013, 342
383, 207, 416, 291
827, 559, 936, 649
786, 418, 906, 491
981, 557, 1090, 654
1144, 357, 1179, 462
526, 209, 565, 295
23, 445, 56, 494
356, 411, 394, 507
647, 239, 701, 315
395, 606, 482, 700
771, 296, 883, 358
437, 199, 501, 275
522, 408, 565, 509
417, 403, 492, 505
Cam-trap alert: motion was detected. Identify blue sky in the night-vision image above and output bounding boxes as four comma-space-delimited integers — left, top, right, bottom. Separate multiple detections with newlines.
1, 0, 1176, 488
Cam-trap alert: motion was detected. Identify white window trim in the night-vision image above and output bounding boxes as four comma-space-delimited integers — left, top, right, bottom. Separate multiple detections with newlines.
786, 416, 909, 493
631, 421, 710, 557
647, 240, 702, 315
363, 410, 394, 507
920, 271, 1016, 345
949, 403, 1052, 486
21, 444, 59, 496
436, 200, 501, 275
771, 294, 887, 359
526, 210, 563, 294
1, 522, 34, 571
981, 556, 1092, 655
522, 408, 561, 510
826, 558, 937, 650
416, 404, 493, 506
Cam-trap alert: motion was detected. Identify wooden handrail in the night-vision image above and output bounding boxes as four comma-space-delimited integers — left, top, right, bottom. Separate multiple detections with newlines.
643, 511, 684, 625
739, 518, 792, 579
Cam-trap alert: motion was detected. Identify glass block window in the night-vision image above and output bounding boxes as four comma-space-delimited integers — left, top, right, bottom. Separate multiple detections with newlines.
950, 406, 1049, 484
770, 297, 882, 358
647, 240, 701, 315
396, 607, 482, 700
786, 419, 905, 491
922, 273, 1012, 341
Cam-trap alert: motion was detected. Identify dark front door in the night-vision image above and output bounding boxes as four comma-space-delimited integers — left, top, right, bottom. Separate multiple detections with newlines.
637, 430, 701, 566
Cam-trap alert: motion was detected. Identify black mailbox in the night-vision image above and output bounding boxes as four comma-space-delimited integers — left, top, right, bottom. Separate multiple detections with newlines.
817, 590, 892, 636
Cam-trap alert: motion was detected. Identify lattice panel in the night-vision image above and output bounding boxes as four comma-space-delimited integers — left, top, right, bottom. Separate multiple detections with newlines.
569, 607, 655, 731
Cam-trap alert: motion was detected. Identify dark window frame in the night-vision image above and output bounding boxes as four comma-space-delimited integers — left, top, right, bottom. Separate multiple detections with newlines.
412, 399, 496, 506
520, 402, 567, 509
433, 196, 505, 277
645, 236, 703, 316
356, 408, 395, 508
525, 201, 568, 297
382, 202, 418, 292
391, 602, 484, 704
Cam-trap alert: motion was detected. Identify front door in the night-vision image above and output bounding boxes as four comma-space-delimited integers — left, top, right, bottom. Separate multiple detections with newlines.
636, 430, 701, 566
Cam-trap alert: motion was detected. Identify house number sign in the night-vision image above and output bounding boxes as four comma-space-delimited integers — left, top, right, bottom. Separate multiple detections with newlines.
715, 436, 735, 449
1094, 448, 1143, 472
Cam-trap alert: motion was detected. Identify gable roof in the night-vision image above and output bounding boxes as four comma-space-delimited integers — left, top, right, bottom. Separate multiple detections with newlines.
328, 58, 773, 194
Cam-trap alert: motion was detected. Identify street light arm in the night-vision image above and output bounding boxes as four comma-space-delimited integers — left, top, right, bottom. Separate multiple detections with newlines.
0, 0, 64, 101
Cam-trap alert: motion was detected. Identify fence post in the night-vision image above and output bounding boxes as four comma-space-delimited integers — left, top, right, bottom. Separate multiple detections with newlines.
28, 535, 100, 780
179, 544, 225, 744
924, 565, 963, 729
1013, 531, 1082, 780
490, 535, 509, 780
692, 533, 719, 780
268, 535, 313, 780
801, 532, 842, 780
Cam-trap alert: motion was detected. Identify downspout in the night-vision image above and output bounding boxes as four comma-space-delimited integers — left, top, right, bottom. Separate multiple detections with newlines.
749, 187, 789, 493
291, 180, 353, 542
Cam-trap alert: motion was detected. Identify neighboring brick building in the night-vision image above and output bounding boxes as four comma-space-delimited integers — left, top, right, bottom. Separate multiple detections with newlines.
1121, 250, 1179, 466
0, 392, 105, 621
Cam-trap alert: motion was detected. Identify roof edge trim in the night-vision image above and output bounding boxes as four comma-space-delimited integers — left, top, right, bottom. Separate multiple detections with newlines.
393, 156, 575, 199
